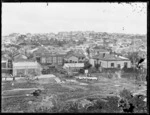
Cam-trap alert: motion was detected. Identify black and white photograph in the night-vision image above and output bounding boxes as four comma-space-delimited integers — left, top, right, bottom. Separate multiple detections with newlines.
2, 2, 147, 113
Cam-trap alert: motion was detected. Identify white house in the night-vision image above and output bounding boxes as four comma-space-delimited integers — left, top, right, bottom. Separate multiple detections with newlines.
90, 53, 131, 69
64, 52, 86, 63
90, 46, 110, 56
2, 56, 12, 74
63, 63, 84, 72
13, 59, 42, 77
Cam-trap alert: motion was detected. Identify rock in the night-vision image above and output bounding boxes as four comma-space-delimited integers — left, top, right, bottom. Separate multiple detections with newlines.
28, 101, 32, 104
32, 89, 42, 96
77, 99, 94, 110
26, 94, 30, 96
42, 94, 59, 108
143, 98, 147, 102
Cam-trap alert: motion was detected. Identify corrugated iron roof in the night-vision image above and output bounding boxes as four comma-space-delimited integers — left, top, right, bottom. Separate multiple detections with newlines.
92, 54, 130, 61
13, 61, 40, 67
65, 52, 85, 59
13, 57, 36, 62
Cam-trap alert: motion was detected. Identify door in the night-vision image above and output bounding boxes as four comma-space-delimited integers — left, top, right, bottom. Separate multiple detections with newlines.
117, 64, 121, 68
124, 62, 128, 68
36, 57, 41, 63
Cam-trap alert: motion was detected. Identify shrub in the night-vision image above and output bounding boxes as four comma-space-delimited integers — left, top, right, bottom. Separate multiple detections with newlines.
119, 89, 133, 100
95, 64, 100, 70
79, 69, 84, 74
119, 89, 147, 113
84, 61, 92, 69
60, 101, 79, 113
32, 95, 62, 113
89, 67, 98, 73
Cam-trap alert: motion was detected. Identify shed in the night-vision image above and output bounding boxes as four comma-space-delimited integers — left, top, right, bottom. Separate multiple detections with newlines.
13, 60, 42, 77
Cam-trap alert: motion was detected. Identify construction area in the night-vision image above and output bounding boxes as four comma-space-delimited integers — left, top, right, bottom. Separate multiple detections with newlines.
2, 70, 147, 113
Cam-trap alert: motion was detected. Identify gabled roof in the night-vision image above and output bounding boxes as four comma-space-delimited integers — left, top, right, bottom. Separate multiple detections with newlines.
14, 53, 27, 59
13, 58, 36, 62
65, 51, 85, 59
2, 56, 8, 61
33, 46, 50, 54
2, 54, 10, 60
92, 54, 130, 61
13, 53, 28, 62
63, 63, 84, 68
42, 52, 66, 57
13, 61, 40, 67
92, 46, 109, 52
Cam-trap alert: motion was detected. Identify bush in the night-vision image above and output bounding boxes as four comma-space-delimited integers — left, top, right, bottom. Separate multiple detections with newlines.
122, 67, 139, 73
119, 89, 147, 113
95, 64, 100, 70
89, 67, 98, 73
32, 95, 62, 113
60, 101, 79, 113
84, 61, 92, 69
79, 69, 84, 74
119, 89, 133, 100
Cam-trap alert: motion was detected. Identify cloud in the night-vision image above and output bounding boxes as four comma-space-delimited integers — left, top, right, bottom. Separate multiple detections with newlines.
2, 3, 147, 35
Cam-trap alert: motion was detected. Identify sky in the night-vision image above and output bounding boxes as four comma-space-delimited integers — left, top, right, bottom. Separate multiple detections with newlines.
2, 3, 147, 36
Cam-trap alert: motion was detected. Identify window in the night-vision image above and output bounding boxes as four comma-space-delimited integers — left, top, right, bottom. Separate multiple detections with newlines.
117, 64, 121, 68
58, 57, 62, 64
28, 69, 36, 75
53, 57, 57, 63
16, 69, 25, 76
124, 62, 128, 68
2, 62, 7, 68
99, 62, 101, 67
47, 57, 52, 63
36, 57, 41, 62
94, 60, 97, 65
41, 57, 46, 63
103, 53, 105, 58
8, 62, 12, 68
111, 63, 114, 68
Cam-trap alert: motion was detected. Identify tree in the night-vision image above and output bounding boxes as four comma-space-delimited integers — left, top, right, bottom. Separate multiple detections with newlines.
84, 61, 92, 69
127, 52, 140, 64
86, 47, 90, 56
95, 64, 100, 70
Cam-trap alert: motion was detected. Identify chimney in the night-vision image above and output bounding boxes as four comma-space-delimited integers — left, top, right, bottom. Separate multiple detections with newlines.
103, 53, 105, 58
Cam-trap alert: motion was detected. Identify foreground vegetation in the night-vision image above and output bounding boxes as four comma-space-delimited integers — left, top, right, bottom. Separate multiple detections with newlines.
2, 71, 147, 113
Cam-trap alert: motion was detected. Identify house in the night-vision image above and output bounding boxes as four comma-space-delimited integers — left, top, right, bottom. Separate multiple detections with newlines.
63, 63, 84, 72
138, 51, 147, 59
90, 46, 110, 56
13, 53, 28, 61
140, 58, 147, 69
13, 59, 42, 77
90, 53, 131, 69
32, 46, 66, 66
1, 56, 13, 74
39, 52, 66, 66
64, 51, 86, 63
12, 53, 41, 76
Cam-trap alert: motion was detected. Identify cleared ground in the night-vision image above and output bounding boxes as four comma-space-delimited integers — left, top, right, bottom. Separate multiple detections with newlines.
1, 74, 147, 113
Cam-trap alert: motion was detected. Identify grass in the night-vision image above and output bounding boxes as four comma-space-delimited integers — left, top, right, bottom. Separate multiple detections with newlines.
2, 80, 39, 91
1, 72, 147, 113
2, 95, 39, 112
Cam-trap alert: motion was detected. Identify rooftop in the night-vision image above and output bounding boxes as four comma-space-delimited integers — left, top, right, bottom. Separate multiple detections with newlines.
65, 51, 85, 59
92, 46, 109, 52
92, 54, 130, 61
13, 61, 40, 67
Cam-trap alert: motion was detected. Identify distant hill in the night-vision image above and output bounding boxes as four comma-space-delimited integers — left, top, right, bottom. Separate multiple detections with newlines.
2, 31, 146, 47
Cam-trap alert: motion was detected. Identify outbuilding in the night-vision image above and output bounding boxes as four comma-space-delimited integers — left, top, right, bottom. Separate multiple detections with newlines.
13, 59, 42, 77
